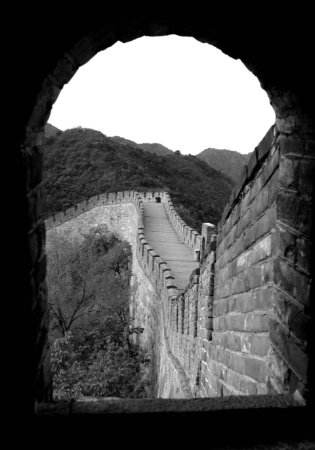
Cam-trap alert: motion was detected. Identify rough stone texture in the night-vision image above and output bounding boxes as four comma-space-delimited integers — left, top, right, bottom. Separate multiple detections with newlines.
12, 7, 315, 446
160, 126, 313, 400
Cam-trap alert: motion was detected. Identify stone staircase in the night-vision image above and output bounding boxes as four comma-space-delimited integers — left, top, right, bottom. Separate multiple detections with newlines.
143, 202, 199, 292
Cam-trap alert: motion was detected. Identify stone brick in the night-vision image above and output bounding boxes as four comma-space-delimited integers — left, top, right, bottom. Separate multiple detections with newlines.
231, 235, 244, 260
240, 377, 257, 395
250, 334, 270, 356
296, 236, 311, 273
273, 258, 311, 307
278, 135, 314, 157
260, 147, 280, 188
267, 345, 290, 392
250, 186, 269, 222
275, 224, 297, 263
230, 274, 246, 294
226, 224, 237, 249
244, 225, 256, 250
231, 201, 241, 226
254, 204, 277, 241
244, 356, 267, 383
213, 298, 227, 316
226, 369, 241, 391
246, 148, 258, 180
250, 235, 272, 267
240, 334, 251, 353
216, 380, 224, 396
268, 169, 279, 205
272, 290, 310, 347
237, 208, 251, 236
277, 188, 312, 236
244, 312, 270, 332
278, 156, 298, 191
244, 265, 263, 290
229, 259, 238, 278
235, 292, 254, 313
262, 258, 274, 284
257, 125, 275, 162
269, 317, 309, 381
298, 159, 315, 198
229, 352, 245, 374
254, 286, 273, 310
226, 332, 241, 352
236, 251, 247, 274
248, 174, 262, 205
219, 280, 231, 299
219, 349, 231, 368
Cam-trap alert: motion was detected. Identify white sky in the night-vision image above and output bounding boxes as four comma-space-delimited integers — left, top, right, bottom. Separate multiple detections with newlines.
49, 35, 275, 155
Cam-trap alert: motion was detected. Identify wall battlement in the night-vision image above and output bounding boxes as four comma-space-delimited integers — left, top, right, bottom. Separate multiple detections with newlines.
46, 189, 200, 397
45, 123, 313, 400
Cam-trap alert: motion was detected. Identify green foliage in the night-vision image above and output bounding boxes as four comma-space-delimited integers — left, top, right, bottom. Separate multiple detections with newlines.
47, 226, 152, 399
42, 127, 235, 232
50, 330, 151, 400
47, 225, 132, 338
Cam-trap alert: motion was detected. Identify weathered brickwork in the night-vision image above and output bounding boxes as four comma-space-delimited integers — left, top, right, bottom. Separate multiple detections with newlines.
158, 125, 313, 400
44, 121, 313, 402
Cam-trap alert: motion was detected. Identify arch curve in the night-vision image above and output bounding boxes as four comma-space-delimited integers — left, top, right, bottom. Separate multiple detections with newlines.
16, 8, 315, 414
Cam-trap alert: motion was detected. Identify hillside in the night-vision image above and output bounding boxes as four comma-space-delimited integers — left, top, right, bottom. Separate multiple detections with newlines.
196, 148, 251, 183
111, 136, 174, 156
110, 132, 251, 183
42, 126, 234, 232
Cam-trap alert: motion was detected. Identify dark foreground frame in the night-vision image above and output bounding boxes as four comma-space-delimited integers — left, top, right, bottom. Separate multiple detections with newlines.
10, 5, 315, 447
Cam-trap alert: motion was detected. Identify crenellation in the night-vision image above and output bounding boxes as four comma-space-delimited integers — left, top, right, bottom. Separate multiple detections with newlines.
43, 124, 312, 401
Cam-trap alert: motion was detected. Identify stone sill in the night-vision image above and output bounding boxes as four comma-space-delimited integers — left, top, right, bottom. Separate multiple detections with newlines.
34, 395, 314, 446
37, 393, 303, 415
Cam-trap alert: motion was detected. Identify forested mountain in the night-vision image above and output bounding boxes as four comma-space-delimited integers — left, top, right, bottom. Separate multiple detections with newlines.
111, 136, 174, 155
196, 147, 251, 183
42, 125, 234, 231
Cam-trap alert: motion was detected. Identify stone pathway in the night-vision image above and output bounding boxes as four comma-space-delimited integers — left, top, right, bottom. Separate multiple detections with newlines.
143, 203, 199, 292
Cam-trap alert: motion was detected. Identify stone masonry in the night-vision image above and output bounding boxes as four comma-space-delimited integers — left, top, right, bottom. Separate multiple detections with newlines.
45, 125, 312, 400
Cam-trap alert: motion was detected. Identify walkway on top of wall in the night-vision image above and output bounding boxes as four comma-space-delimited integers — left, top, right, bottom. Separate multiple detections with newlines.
143, 203, 199, 292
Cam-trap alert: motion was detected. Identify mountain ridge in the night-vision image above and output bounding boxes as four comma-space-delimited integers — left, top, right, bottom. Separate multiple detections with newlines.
197, 147, 251, 182
45, 124, 250, 181
42, 125, 234, 232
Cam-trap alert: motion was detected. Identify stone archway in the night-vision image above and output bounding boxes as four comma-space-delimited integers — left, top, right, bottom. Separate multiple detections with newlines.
16, 8, 314, 417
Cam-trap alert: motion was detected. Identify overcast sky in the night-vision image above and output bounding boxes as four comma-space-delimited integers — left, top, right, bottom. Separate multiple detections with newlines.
49, 35, 275, 155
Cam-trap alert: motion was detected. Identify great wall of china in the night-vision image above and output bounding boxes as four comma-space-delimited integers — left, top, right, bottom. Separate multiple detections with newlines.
46, 125, 311, 399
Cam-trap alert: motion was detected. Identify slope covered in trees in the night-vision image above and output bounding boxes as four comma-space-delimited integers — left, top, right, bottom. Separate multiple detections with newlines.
196, 147, 251, 183
47, 225, 151, 399
42, 126, 234, 231
111, 136, 174, 155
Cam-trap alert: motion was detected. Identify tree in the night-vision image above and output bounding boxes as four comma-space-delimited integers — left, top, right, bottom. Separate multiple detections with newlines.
46, 225, 152, 399
46, 225, 132, 339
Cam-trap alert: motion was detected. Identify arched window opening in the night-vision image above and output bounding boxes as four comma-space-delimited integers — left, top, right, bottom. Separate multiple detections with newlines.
23, 16, 314, 424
